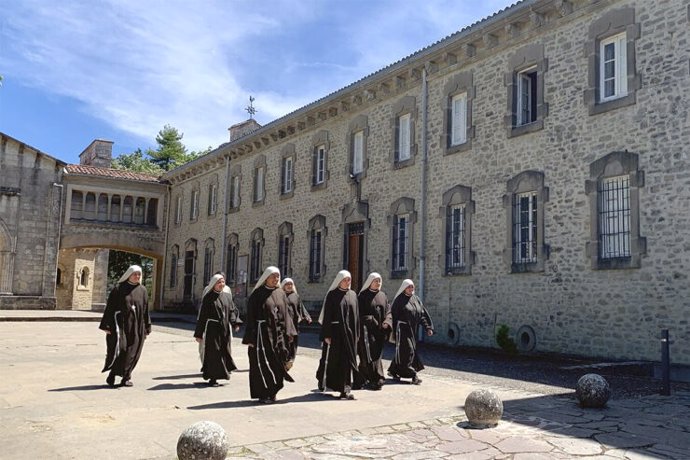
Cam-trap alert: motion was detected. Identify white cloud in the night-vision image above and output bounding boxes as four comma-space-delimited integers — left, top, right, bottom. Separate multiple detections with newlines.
1, 0, 514, 152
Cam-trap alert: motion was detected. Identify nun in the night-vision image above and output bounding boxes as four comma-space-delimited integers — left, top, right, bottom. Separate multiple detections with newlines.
242, 266, 297, 404
194, 272, 242, 386
387, 279, 434, 385
280, 277, 312, 369
316, 270, 360, 400
356, 272, 391, 390
99, 265, 151, 387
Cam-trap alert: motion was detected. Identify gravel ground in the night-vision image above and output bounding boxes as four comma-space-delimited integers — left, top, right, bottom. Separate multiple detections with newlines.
154, 320, 690, 401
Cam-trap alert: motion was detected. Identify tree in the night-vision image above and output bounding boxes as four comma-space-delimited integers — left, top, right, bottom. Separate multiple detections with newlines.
112, 148, 163, 175
107, 250, 154, 297
148, 125, 189, 171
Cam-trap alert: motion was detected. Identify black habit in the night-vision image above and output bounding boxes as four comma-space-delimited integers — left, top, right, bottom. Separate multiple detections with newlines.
285, 290, 311, 362
317, 288, 360, 393
356, 289, 391, 388
242, 286, 296, 400
100, 282, 151, 381
194, 289, 242, 382
387, 293, 433, 380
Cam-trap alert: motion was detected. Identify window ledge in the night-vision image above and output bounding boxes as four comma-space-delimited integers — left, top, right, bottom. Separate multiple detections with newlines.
508, 120, 544, 138
589, 93, 636, 116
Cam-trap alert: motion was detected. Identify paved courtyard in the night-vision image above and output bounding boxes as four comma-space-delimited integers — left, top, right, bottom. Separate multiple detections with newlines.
0, 313, 689, 459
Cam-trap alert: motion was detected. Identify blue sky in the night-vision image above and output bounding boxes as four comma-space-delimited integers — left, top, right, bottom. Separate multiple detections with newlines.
0, 0, 515, 165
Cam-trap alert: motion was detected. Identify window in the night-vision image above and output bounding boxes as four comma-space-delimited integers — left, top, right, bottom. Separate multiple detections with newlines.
282, 157, 293, 194
586, 151, 645, 269
598, 176, 630, 259
506, 45, 547, 137
516, 67, 537, 126
203, 239, 215, 285
397, 113, 411, 162
226, 234, 238, 285
503, 171, 548, 273
309, 230, 322, 281
79, 267, 89, 288
585, 8, 639, 115
442, 185, 474, 275
277, 222, 293, 277
208, 183, 218, 215
513, 192, 538, 264
352, 131, 364, 175
442, 72, 474, 154
450, 93, 467, 146
175, 196, 182, 224
348, 115, 369, 178
392, 214, 409, 272
190, 189, 199, 220
134, 197, 145, 224
391, 96, 416, 167
56, 268, 62, 286
170, 245, 179, 288
254, 166, 265, 203
110, 195, 121, 222
313, 145, 326, 185
249, 229, 264, 283
388, 197, 416, 278
308, 215, 327, 282
599, 33, 627, 102
446, 205, 466, 270
85, 193, 96, 220
70, 190, 84, 220
230, 175, 240, 209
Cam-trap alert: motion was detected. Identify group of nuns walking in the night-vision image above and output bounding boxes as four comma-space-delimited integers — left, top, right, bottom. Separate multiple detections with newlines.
99, 265, 434, 404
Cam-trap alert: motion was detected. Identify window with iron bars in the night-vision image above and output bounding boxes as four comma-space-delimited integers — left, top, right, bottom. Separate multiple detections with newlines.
598, 175, 631, 259
445, 205, 465, 271
250, 240, 262, 283
226, 243, 237, 285
309, 229, 322, 281
512, 191, 538, 264
392, 214, 409, 273
279, 235, 291, 277
203, 247, 213, 285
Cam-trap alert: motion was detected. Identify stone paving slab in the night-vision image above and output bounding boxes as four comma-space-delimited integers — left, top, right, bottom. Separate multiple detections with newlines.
1, 319, 690, 459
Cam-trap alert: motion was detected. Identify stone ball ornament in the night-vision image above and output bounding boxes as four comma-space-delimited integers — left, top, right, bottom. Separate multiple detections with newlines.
464, 389, 504, 428
177, 421, 228, 460
576, 373, 611, 408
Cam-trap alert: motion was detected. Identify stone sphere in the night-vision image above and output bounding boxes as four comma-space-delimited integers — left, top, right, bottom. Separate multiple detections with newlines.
576, 373, 611, 408
464, 389, 503, 428
177, 421, 228, 460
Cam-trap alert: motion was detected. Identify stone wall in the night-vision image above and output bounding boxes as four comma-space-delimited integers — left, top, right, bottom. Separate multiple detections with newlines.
162, 0, 690, 364
0, 134, 64, 303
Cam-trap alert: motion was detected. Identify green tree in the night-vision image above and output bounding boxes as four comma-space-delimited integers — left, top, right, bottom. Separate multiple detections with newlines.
107, 250, 154, 297
112, 148, 163, 175
148, 125, 189, 171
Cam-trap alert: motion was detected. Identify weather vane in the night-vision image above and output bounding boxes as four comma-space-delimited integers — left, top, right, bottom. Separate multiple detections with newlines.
245, 96, 257, 119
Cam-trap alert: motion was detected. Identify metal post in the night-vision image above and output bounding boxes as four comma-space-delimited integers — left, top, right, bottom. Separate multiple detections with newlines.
660, 329, 671, 396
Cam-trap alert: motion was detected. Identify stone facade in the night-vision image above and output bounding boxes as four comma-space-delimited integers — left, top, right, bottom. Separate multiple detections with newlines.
162, 0, 690, 365
0, 133, 65, 309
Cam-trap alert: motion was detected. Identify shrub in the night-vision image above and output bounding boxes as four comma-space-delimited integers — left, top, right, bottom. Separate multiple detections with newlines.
496, 324, 518, 354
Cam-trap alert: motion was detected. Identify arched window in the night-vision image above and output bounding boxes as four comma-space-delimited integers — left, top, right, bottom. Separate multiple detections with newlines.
79, 267, 89, 288
70, 190, 84, 220
84, 193, 96, 220
97, 194, 108, 221
134, 197, 146, 224
110, 195, 121, 222
122, 196, 133, 223
249, 228, 264, 283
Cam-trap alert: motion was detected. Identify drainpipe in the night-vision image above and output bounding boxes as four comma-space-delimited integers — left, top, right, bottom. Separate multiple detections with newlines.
220, 155, 231, 271
160, 181, 171, 310
50, 182, 64, 300
419, 66, 429, 303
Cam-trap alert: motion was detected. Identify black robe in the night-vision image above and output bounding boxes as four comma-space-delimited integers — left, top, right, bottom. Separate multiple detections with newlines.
387, 293, 433, 379
317, 288, 360, 393
356, 289, 391, 386
194, 289, 242, 381
100, 282, 151, 380
242, 286, 296, 399
284, 291, 311, 362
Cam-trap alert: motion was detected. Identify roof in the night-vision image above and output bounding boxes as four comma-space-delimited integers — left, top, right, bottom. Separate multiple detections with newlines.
0, 131, 68, 167
64, 164, 161, 183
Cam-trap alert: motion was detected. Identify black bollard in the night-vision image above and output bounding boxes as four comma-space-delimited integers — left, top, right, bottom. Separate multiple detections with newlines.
660, 329, 671, 396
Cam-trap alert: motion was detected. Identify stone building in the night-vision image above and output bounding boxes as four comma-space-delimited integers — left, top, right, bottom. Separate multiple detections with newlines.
0, 133, 65, 309
162, 0, 690, 365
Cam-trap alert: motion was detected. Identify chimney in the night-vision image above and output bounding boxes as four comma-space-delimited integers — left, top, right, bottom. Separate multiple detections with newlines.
228, 119, 261, 142
79, 139, 113, 168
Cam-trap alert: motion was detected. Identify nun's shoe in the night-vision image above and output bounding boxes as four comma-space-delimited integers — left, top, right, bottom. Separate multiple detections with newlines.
208, 379, 218, 386
339, 391, 355, 400
121, 379, 133, 387
411, 376, 422, 385
106, 374, 116, 387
